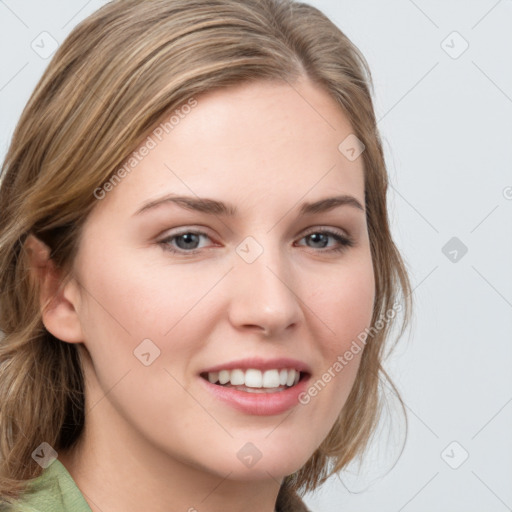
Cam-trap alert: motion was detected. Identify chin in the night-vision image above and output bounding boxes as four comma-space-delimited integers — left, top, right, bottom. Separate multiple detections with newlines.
199, 436, 316, 481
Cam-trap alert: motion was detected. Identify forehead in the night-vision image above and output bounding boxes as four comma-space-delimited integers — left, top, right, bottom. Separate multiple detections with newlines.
94, 78, 365, 218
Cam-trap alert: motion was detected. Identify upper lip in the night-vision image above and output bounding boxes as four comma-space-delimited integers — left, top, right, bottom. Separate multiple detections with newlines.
200, 357, 312, 375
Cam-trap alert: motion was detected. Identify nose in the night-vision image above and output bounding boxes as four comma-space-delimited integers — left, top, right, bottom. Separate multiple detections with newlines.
227, 242, 303, 338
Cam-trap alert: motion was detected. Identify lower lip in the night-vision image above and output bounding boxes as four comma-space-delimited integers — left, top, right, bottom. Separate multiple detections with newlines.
199, 375, 311, 416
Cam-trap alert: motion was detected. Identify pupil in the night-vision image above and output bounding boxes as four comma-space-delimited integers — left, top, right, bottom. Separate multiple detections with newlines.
309, 233, 327, 248
177, 233, 199, 249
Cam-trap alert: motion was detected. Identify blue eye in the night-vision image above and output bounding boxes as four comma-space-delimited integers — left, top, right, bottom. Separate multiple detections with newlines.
296, 229, 354, 253
160, 230, 211, 254
159, 228, 354, 255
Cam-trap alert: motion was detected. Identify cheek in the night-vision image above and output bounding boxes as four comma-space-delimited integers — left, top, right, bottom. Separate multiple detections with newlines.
74, 251, 219, 433
308, 257, 375, 357
294, 256, 375, 423
77, 244, 215, 339
74, 246, 227, 403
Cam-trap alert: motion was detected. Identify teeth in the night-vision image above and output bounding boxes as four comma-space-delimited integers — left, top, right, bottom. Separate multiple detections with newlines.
286, 369, 296, 387
230, 369, 245, 386
245, 369, 262, 388
206, 368, 302, 388
218, 370, 230, 385
262, 369, 280, 388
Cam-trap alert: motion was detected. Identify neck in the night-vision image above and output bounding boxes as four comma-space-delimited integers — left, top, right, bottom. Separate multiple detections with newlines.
59, 415, 282, 512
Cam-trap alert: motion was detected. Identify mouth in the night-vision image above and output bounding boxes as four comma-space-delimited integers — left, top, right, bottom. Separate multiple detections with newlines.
200, 368, 308, 394
198, 357, 312, 415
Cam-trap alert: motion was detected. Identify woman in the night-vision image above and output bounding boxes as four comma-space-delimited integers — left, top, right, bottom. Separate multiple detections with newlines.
0, 0, 411, 510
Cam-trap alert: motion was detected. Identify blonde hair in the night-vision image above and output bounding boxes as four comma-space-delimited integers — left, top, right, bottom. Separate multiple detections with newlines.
0, 0, 412, 503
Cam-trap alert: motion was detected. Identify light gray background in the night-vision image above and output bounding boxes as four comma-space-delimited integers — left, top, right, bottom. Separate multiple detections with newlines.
1, 1, 511, 511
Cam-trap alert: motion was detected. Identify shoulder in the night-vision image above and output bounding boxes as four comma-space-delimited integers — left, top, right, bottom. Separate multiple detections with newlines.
0, 498, 41, 512
276, 485, 313, 512
1, 459, 91, 512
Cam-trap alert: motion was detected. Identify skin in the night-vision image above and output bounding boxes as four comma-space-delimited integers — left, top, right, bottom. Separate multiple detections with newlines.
29, 76, 375, 512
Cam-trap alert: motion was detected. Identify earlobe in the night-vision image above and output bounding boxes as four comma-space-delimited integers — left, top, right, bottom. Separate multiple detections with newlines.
24, 234, 84, 344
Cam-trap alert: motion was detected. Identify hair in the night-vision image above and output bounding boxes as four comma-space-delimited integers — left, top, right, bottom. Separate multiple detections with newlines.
0, 0, 412, 505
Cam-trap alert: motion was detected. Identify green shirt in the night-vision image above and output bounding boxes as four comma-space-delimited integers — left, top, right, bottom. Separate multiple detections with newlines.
2, 459, 91, 512
2, 461, 311, 512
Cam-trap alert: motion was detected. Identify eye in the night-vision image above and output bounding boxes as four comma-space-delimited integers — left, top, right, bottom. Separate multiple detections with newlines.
159, 229, 214, 254
295, 228, 354, 253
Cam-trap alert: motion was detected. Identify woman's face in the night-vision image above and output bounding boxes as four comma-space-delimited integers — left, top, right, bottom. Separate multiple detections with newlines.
65, 77, 375, 481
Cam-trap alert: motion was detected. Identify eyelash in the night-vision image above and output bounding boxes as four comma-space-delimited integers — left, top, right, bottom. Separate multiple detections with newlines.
158, 227, 354, 256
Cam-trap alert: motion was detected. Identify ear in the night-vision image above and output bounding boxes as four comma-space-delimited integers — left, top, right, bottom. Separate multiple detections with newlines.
24, 234, 84, 344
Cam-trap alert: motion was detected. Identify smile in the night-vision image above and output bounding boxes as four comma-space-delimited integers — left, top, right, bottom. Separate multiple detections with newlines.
201, 368, 303, 393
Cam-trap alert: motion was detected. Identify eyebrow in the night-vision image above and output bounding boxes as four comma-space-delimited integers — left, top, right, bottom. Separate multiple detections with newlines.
133, 193, 365, 217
